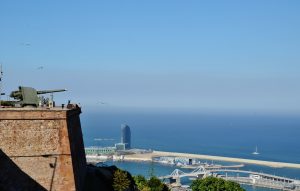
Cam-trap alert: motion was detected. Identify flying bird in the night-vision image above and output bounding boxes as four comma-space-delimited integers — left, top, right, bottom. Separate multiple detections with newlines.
99, 100, 107, 105
37, 66, 44, 70
19, 42, 31, 46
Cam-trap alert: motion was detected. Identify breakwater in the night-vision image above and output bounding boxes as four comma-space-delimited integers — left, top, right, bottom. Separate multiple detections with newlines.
123, 150, 300, 169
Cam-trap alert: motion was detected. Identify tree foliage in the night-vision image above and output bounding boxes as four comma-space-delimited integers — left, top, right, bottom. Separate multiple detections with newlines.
134, 175, 149, 191
113, 169, 131, 191
191, 177, 245, 191
147, 177, 165, 191
134, 175, 169, 191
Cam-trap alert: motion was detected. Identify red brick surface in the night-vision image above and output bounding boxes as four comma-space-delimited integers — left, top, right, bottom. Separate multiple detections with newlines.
0, 107, 86, 191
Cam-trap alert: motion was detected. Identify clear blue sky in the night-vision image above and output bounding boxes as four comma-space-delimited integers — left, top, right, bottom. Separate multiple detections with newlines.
0, 1, 299, 113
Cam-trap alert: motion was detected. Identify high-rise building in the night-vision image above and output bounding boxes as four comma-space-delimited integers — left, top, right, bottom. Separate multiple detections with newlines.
121, 124, 131, 149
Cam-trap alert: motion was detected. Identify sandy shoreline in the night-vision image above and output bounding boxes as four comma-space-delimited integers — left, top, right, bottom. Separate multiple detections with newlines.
123, 150, 300, 169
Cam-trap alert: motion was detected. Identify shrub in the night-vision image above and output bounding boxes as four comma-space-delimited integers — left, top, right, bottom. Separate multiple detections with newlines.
191, 177, 245, 191
113, 169, 131, 191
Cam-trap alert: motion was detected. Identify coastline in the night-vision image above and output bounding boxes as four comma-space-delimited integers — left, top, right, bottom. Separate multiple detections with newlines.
123, 150, 300, 169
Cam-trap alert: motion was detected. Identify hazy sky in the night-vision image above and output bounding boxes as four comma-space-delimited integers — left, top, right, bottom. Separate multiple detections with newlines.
0, 1, 299, 113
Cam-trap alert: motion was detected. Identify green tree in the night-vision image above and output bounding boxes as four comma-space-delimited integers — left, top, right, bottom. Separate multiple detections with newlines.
113, 169, 131, 191
133, 175, 169, 191
191, 177, 245, 191
134, 175, 149, 191
147, 176, 165, 191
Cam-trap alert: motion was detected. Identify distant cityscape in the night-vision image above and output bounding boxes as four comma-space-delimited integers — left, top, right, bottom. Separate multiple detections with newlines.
85, 124, 133, 155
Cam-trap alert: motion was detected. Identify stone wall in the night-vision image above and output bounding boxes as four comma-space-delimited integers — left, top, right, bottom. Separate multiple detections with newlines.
0, 149, 46, 191
0, 107, 86, 190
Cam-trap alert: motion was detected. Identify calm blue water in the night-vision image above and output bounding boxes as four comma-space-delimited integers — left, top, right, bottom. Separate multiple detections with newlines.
81, 108, 300, 191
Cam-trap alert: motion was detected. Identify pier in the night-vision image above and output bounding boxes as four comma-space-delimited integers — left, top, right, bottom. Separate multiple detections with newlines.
123, 150, 300, 169
160, 167, 300, 191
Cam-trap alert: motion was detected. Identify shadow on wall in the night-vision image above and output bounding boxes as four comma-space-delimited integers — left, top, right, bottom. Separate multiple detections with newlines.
0, 149, 47, 191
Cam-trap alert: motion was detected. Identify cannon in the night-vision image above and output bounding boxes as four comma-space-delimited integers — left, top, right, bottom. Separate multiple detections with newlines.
10, 86, 66, 107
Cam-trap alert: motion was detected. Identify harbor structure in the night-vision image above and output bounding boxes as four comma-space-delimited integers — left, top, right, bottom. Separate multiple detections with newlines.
121, 124, 131, 149
123, 151, 300, 169
161, 168, 300, 191
85, 146, 116, 155
115, 143, 126, 151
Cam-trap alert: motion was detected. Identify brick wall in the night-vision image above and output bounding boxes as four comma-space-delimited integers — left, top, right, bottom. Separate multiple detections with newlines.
0, 107, 86, 190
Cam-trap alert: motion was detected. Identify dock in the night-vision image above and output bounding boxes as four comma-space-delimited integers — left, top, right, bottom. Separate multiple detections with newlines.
123, 150, 300, 169
160, 168, 300, 191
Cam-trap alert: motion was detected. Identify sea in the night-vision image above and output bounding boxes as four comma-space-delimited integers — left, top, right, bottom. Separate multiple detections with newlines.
81, 107, 300, 191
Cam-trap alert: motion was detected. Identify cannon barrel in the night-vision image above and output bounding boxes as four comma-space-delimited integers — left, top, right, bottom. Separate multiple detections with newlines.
37, 89, 67, 94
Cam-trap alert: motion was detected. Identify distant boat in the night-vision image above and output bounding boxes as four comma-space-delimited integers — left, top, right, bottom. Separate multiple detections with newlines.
252, 146, 259, 155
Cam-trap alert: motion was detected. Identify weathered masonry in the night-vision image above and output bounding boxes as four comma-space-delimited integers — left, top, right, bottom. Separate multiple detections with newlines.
0, 107, 86, 190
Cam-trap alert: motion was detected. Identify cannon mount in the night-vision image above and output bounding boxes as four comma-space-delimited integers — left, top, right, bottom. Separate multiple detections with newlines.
10, 86, 66, 107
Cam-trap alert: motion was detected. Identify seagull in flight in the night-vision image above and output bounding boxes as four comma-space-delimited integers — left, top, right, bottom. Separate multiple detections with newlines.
19, 42, 31, 46
37, 66, 44, 70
